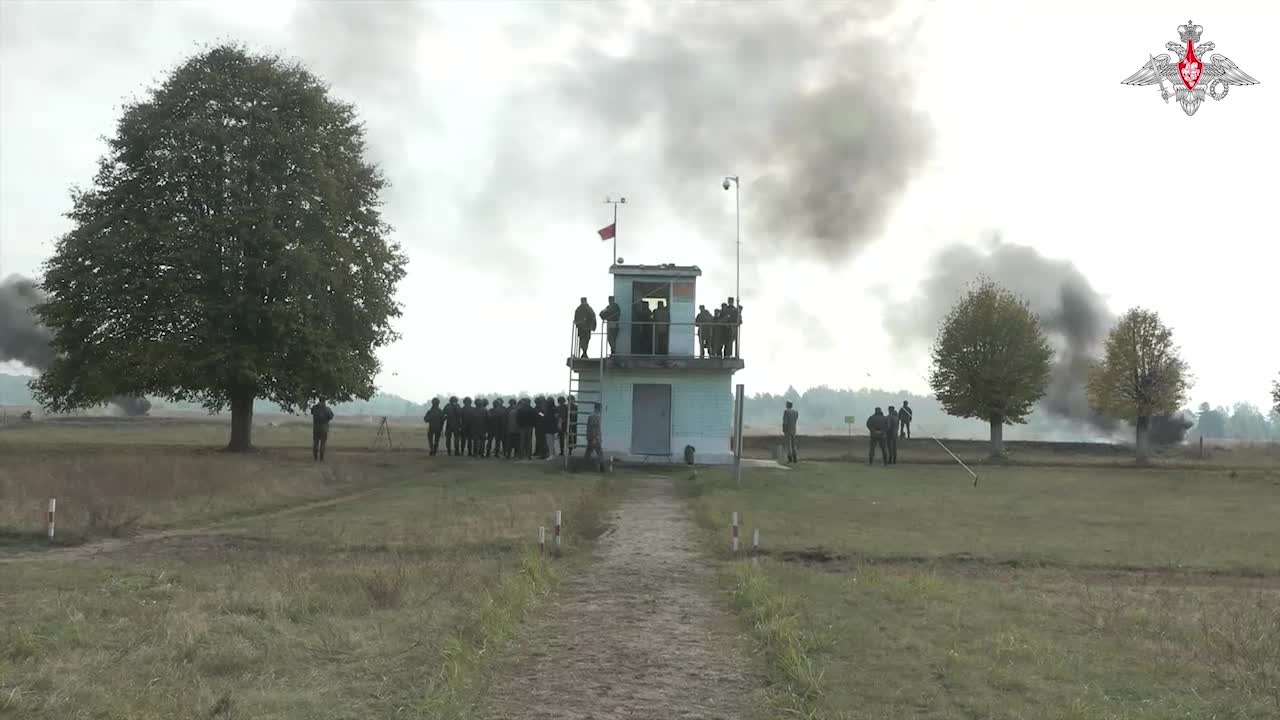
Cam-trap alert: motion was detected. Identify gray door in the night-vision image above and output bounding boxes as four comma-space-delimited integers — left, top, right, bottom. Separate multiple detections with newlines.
631, 384, 672, 455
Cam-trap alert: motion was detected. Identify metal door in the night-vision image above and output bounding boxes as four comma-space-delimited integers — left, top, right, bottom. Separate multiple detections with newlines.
630, 383, 671, 455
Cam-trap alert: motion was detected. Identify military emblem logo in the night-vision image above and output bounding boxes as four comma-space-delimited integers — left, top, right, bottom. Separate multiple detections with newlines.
1122, 21, 1259, 116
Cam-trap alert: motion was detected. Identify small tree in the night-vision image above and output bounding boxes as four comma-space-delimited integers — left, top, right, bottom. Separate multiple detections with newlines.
928, 278, 1052, 456
1086, 308, 1190, 463
32, 44, 407, 451
1272, 374, 1279, 415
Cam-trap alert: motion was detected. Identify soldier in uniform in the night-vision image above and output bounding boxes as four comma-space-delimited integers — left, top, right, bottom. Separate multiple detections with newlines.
711, 307, 724, 357
695, 304, 713, 358
444, 396, 462, 456
533, 396, 548, 458
473, 398, 489, 457
311, 398, 334, 462
886, 406, 900, 465
599, 296, 621, 356
899, 400, 913, 439
652, 300, 670, 355
505, 398, 521, 459
517, 398, 537, 459
423, 397, 445, 456
725, 297, 739, 358
865, 407, 889, 466
632, 298, 652, 355
460, 397, 474, 457
782, 400, 799, 463
488, 398, 506, 458
584, 411, 603, 469
556, 396, 569, 456
574, 297, 596, 358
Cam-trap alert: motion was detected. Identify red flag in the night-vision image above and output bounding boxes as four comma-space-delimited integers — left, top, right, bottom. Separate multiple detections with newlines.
597, 223, 616, 241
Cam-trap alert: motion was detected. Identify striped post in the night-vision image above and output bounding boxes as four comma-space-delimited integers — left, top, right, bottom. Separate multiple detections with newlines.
554, 510, 562, 549
47, 498, 56, 541
539, 526, 546, 555
731, 512, 739, 553
753, 528, 759, 552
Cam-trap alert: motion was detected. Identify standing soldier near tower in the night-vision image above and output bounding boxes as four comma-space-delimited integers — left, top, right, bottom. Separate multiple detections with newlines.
460, 397, 475, 457
473, 398, 490, 457
574, 297, 596, 358
652, 300, 670, 355
782, 400, 799, 464
444, 396, 462, 456
866, 407, 888, 466
599, 296, 621, 356
695, 304, 713, 358
311, 399, 334, 463
900, 400, 913, 439
886, 406, 900, 465
632, 298, 653, 355
423, 397, 445, 456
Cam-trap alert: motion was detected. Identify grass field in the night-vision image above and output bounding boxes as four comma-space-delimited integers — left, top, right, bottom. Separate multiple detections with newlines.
3, 416, 1278, 718
1, 418, 614, 719
685, 459, 1280, 719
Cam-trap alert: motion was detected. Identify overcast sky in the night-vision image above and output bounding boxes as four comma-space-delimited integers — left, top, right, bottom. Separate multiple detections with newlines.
1, 0, 1276, 411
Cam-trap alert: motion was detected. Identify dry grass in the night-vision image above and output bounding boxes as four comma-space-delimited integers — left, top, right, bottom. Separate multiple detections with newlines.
0, 447, 391, 547
689, 460, 1280, 719
0, 429, 616, 719
740, 433, 1280, 469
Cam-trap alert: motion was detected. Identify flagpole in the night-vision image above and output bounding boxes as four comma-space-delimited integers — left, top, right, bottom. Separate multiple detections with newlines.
604, 196, 626, 265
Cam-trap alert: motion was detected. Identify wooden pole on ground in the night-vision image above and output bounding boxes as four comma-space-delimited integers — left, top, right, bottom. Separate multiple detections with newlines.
539, 526, 546, 555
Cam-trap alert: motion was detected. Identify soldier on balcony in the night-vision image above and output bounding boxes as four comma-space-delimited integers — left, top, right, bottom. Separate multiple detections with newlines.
599, 295, 621, 355
573, 297, 596, 359
652, 300, 670, 355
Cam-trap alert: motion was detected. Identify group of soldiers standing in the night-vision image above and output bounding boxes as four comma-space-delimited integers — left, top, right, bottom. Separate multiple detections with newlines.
865, 402, 913, 466
420, 395, 600, 461
777, 399, 915, 466
572, 295, 742, 358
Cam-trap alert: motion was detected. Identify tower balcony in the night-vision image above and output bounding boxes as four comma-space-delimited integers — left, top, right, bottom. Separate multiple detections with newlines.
566, 321, 745, 372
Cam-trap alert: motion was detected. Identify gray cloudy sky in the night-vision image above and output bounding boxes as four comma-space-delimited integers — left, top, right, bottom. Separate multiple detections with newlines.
1, 0, 1277, 412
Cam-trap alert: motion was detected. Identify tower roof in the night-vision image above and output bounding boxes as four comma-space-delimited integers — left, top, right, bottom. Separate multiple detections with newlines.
609, 263, 701, 278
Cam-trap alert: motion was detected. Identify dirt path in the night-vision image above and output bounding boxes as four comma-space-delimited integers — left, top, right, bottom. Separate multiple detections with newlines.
0, 487, 383, 565
478, 475, 763, 719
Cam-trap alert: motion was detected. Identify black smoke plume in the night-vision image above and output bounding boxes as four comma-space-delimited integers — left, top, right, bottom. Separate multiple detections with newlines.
884, 234, 1190, 443
0, 275, 150, 416
476, 2, 932, 264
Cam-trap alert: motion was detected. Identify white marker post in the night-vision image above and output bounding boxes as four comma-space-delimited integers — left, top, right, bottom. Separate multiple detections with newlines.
539, 526, 546, 555
554, 510, 562, 550
753, 528, 759, 552
731, 512, 739, 553
47, 498, 56, 542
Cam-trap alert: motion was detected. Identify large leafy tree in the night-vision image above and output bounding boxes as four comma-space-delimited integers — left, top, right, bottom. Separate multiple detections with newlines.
928, 277, 1053, 456
1086, 308, 1190, 464
32, 44, 407, 451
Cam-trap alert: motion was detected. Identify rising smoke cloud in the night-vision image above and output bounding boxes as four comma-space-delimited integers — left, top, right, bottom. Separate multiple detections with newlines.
474, 1, 933, 264
884, 234, 1193, 444
0, 275, 150, 416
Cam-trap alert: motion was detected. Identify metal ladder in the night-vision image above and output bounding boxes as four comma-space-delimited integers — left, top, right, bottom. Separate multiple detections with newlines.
564, 324, 607, 469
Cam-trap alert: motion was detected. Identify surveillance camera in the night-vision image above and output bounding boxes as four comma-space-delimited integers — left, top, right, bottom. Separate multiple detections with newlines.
722, 178, 731, 190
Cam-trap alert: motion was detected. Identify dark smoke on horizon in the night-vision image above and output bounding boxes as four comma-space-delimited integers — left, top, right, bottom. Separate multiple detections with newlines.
0, 275, 151, 416
885, 235, 1190, 444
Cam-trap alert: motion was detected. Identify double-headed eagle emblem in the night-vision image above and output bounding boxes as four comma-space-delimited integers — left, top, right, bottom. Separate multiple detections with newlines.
1122, 21, 1259, 116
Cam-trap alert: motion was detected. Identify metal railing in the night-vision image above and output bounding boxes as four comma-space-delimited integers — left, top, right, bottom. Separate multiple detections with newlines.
569, 320, 742, 360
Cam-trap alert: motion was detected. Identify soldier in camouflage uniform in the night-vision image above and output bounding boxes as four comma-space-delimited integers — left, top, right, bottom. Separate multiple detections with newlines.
599, 296, 621, 355
443, 396, 462, 456
488, 398, 506, 458
473, 398, 489, 457
460, 397, 474, 457
423, 397, 445, 456
311, 399, 334, 462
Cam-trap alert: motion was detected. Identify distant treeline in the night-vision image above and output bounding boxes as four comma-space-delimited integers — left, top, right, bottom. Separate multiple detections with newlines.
3, 374, 1277, 443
